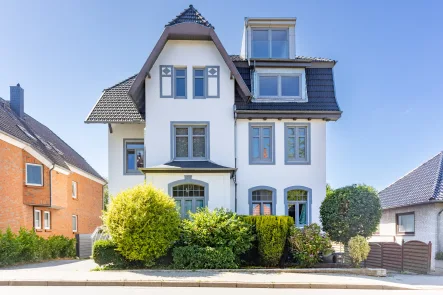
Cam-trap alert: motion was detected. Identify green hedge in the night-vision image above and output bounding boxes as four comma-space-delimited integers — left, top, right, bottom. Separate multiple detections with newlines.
172, 245, 238, 269
241, 216, 293, 267
92, 240, 143, 269
0, 228, 75, 267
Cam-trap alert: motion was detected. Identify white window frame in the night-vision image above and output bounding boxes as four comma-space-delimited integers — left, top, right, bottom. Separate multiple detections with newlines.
43, 211, 51, 230
251, 28, 289, 59
34, 210, 41, 229
257, 73, 302, 100
72, 181, 78, 198
25, 163, 43, 186
72, 215, 78, 232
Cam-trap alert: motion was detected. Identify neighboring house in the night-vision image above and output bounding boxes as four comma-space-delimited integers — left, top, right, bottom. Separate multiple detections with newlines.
86, 5, 341, 226
371, 151, 443, 271
0, 84, 106, 237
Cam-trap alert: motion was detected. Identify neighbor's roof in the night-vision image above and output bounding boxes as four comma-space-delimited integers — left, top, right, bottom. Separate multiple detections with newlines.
0, 98, 105, 182
166, 5, 214, 29
379, 151, 443, 209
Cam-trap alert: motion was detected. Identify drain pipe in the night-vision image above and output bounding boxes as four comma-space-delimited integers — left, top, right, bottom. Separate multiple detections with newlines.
438, 208, 443, 253
234, 105, 238, 213
49, 165, 55, 207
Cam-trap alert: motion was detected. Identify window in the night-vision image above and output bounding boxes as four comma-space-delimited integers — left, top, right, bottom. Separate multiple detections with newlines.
160, 65, 173, 98
174, 68, 187, 98
193, 69, 205, 98
257, 74, 301, 99
173, 124, 208, 160
72, 181, 78, 198
250, 189, 274, 216
252, 29, 288, 58
396, 212, 415, 235
124, 140, 144, 174
26, 163, 43, 186
205, 66, 220, 98
72, 215, 78, 232
286, 189, 309, 227
44, 211, 50, 230
172, 184, 205, 218
249, 124, 274, 164
34, 210, 41, 229
285, 124, 310, 164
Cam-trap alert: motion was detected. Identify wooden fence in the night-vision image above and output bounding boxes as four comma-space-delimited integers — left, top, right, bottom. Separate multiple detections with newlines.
365, 240, 432, 273
75, 234, 92, 258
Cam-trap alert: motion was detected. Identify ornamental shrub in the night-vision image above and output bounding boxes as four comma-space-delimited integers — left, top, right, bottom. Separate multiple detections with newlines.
92, 240, 143, 269
348, 235, 370, 267
320, 184, 382, 244
103, 184, 181, 265
289, 223, 332, 268
436, 251, 443, 260
181, 208, 253, 257
172, 245, 237, 269
241, 216, 293, 266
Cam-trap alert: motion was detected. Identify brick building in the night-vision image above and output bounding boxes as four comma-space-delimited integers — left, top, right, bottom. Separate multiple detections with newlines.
0, 84, 106, 237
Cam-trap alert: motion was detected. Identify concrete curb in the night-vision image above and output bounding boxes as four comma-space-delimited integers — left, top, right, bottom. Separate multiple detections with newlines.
0, 280, 426, 290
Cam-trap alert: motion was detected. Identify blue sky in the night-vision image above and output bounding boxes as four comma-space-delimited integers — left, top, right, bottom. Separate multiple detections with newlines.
1, 0, 442, 191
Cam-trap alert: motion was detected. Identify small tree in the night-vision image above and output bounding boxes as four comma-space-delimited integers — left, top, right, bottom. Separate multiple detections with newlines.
103, 184, 181, 265
320, 184, 381, 244
348, 235, 370, 267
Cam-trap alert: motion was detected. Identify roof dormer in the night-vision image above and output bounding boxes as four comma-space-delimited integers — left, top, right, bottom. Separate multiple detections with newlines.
240, 17, 296, 60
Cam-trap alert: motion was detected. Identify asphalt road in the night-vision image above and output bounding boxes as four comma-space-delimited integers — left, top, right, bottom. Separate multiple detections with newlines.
1, 287, 443, 294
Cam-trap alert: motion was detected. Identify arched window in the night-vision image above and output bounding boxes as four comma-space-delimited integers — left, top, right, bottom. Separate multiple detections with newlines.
249, 186, 276, 216
172, 184, 205, 218
285, 188, 311, 227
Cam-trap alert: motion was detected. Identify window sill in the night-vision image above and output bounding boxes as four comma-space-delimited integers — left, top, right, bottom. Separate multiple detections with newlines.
35, 229, 43, 232
25, 184, 44, 188
72, 197, 78, 200
249, 162, 275, 165
44, 229, 51, 232
254, 98, 307, 103
396, 233, 415, 236
285, 161, 311, 165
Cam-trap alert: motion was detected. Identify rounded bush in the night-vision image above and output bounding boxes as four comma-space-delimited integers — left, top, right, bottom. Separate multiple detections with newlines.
348, 235, 370, 267
103, 184, 181, 264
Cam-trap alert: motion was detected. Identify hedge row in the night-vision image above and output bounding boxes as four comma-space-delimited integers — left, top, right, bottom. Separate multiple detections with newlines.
0, 228, 76, 267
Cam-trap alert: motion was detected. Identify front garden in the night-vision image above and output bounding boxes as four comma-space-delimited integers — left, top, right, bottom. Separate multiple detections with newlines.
93, 183, 382, 270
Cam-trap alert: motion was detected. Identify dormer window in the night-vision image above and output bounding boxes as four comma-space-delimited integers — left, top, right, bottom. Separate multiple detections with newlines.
257, 74, 301, 99
252, 29, 289, 59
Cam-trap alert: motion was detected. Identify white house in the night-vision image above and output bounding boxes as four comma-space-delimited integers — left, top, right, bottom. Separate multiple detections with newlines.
86, 5, 342, 226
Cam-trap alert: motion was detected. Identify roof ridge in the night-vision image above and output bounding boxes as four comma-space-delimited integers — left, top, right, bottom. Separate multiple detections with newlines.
380, 151, 443, 194
104, 74, 137, 91
165, 5, 214, 29
430, 151, 443, 200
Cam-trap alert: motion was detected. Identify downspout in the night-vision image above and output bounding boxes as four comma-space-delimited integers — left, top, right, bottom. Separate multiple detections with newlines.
234, 105, 238, 213
438, 208, 443, 253
49, 165, 55, 207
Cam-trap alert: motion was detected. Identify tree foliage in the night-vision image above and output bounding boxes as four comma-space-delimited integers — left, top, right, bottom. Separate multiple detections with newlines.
348, 235, 370, 267
320, 184, 382, 244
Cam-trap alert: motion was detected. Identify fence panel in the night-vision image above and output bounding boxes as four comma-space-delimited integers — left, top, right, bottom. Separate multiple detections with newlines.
402, 240, 431, 274
76, 234, 92, 258
366, 243, 382, 268
381, 242, 402, 271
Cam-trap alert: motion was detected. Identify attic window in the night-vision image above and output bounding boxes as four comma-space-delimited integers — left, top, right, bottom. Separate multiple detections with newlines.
17, 125, 37, 141
252, 29, 289, 59
257, 74, 302, 100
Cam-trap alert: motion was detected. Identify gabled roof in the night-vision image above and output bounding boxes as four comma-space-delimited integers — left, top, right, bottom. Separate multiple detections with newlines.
379, 151, 443, 209
166, 5, 214, 29
0, 98, 105, 183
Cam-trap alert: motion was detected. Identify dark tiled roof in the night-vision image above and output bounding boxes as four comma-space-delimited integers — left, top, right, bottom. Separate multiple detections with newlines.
229, 55, 336, 63
166, 5, 214, 29
379, 152, 443, 209
0, 98, 105, 181
85, 75, 144, 123
142, 161, 235, 172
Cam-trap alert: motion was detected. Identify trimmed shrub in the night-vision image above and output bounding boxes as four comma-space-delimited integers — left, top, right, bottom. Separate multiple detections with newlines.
0, 228, 21, 267
92, 240, 142, 269
103, 184, 181, 265
289, 223, 332, 268
172, 245, 237, 269
241, 216, 293, 267
348, 235, 370, 267
320, 184, 381, 244
47, 235, 76, 258
181, 208, 253, 257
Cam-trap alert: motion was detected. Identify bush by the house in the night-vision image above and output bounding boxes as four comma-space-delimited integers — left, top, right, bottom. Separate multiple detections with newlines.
289, 223, 332, 268
0, 227, 75, 267
436, 251, 443, 260
103, 184, 181, 265
181, 208, 254, 257
320, 184, 382, 244
241, 216, 293, 267
348, 235, 370, 267
92, 240, 143, 269
172, 245, 237, 269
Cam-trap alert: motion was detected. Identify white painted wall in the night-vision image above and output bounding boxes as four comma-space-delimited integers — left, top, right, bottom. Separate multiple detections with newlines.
236, 119, 327, 224
108, 123, 145, 197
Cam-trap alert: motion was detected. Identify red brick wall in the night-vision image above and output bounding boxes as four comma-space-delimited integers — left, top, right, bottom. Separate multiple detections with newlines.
0, 139, 103, 237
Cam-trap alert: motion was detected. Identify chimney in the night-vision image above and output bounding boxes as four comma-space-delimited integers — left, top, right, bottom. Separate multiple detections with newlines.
10, 83, 24, 119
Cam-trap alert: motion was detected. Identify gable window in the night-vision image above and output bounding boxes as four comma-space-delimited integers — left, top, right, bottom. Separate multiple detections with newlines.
173, 124, 209, 160
72, 181, 78, 198
249, 188, 275, 216
124, 140, 144, 174
26, 163, 43, 186
286, 189, 309, 227
257, 74, 301, 99
193, 69, 205, 98
174, 68, 187, 98
160, 65, 173, 98
34, 210, 41, 229
72, 215, 78, 232
396, 212, 415, 235
249, 123, 274, 164
252, 29, 288, 58
44, 211, 51, 230
205, 66, 220, 98
172, 184, 205, 218
285, 124, 310, 164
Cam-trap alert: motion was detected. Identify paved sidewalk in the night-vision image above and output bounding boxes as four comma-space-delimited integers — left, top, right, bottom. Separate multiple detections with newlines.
1, 260, 442, 290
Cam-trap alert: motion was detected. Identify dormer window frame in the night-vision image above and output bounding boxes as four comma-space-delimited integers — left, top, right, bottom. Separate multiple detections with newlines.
251, 28, 289, 59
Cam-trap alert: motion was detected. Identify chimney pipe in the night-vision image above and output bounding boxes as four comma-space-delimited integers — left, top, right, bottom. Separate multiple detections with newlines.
10, 83, 24, 119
